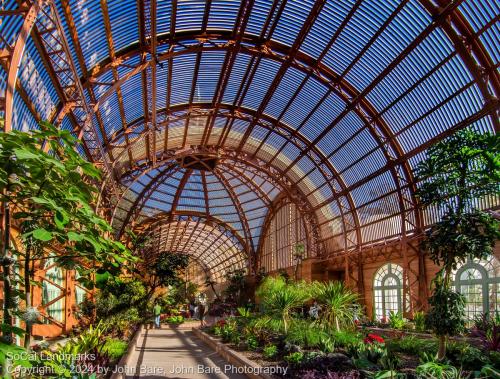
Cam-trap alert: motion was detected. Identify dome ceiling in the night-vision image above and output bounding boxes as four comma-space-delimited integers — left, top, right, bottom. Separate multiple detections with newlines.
1, 0, 498, 275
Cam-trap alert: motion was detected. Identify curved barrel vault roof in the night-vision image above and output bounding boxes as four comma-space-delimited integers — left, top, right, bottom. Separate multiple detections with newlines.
1, 0, 498, 276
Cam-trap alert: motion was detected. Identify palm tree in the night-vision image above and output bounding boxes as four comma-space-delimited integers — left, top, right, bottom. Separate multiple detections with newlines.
256, 276, 311, 333
313, 281, 359, 332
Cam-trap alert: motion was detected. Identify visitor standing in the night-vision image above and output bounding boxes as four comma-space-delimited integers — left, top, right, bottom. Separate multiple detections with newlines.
153, 302, 162, 329
189, 302, 195, 318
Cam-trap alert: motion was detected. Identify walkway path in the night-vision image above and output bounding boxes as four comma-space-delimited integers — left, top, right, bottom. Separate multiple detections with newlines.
118, 323, 247, 379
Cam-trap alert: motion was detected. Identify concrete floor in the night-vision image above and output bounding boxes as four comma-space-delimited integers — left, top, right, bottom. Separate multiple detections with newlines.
118, 323, 247, 379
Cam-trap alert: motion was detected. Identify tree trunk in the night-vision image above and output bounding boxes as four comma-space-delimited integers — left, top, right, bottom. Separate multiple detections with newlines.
437, 334, 447, 361
1, 201, 13, 343
23, 246, 31, 349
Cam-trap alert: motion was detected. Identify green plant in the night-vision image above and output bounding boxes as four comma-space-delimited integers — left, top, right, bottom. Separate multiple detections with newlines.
331, 330, 363, 348
319, 335, 335, 353
293, 243, 305, 280
218, 319, 238, 343
166, 315, 184, 324
237, 307, 251, 318
224, 268, 247, 305
140, 252, 190, 301
0, 342, 32, 376
415, 129, 500, 360
262, 344, 278, 359
388, 311, 405, 330
246, 335, 259, 351
413, 311, 426, 332
471, 312, 500, 352
102, 339, 128, 360
387, 336, 437, 357
284, 351, 304, 365
372, 370, 404, 379
476, 365, 500, 379
255, 276, 311, 333
286, 320, 329, 349
0, 123, 136, 348
312, 280, 359, 332
446, 342, 487, 371
425, 278, 466, 359
415, 361, 461, 379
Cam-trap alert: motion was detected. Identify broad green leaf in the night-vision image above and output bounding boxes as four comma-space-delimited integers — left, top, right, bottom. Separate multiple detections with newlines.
32, 228, 53, 241
54, 210, 69, 229
67, 231, 84, 242
13, 148, 39, 160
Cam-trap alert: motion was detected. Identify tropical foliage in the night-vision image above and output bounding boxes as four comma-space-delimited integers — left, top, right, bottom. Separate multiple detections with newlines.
256, 276, 311, 333
312, 281, 359, 332
0, 124, 136, 351
415, 129, 500, 359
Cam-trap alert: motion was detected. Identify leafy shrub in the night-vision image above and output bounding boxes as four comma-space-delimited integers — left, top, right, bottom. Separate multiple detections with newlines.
286, 321, 329, 349
388, 312, 406, 330
415, 361, 461, 379
263, 344, 278, 359
245, 335, 259, 351
386, 336, 436, 357
477, 365, 500, 379
312, 281, 359, 332
413, 311, 426, 332
471, 312, 500, 352
331, 330, 362, 348
104, 308, 141, 338
102, 339, 128, 360
166, 315, 184, 324
237, 307, 251, 318
489, 351, 500, 368
319, 335, 335, 353
446, 342, 488, 371
215, 318, 241, 344
425, 281, 466, 359
256, 276, 311, 333
284, 351, 304, 365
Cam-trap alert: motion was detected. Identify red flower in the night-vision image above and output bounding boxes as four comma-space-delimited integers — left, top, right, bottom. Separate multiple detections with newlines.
216, 319, 227, 327
364, 333, 385, 344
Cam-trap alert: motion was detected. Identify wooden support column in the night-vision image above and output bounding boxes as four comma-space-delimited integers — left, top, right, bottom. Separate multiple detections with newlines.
357, 250, 366, 306
417, 241, 429, 311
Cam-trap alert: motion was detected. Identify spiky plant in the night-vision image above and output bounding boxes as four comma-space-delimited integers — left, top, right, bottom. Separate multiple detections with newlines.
256, 276, 311, 333
313, 281, 359, 332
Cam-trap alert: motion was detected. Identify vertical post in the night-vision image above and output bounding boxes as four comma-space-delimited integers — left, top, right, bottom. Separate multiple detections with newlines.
64, 270, 76, 334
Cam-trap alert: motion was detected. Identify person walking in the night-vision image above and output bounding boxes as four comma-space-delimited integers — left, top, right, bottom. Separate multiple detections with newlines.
198, 302, 206, 327
153, 301, 162, 329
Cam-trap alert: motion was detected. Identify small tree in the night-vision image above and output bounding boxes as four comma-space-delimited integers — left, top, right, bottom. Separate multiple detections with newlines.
415, 129, 500, 359
140, 252, 190, 300
293, 243, 305, 280
223, 268, 246, 305
204, 276, 221, 301
0, 122, 136, 347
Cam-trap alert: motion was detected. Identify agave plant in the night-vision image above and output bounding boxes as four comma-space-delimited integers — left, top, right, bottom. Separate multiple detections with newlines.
256, 276, 311, 333
312, 281, 359, 332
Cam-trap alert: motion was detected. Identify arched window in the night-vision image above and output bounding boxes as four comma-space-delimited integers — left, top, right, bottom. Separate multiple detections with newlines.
453, 256, 500, 320
42, 259, 64, 323
374, 263, 404, 320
